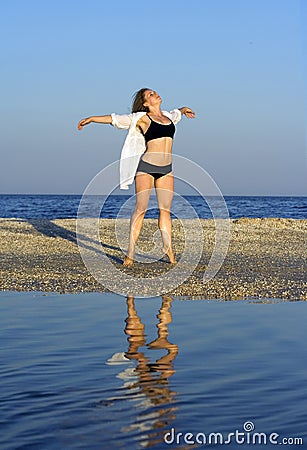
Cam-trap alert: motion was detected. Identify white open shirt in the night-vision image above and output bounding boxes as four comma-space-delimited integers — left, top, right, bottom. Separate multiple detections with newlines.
111, 109, 182, 189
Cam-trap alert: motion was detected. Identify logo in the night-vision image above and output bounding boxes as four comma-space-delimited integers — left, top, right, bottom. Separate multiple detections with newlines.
76, 154, 230, 297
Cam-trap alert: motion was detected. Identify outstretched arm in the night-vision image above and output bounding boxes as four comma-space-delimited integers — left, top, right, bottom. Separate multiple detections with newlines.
178, 107, 195, 119
77, 115, 112, 130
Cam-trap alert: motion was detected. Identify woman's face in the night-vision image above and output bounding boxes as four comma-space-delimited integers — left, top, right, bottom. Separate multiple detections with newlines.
143, 90, 161, 109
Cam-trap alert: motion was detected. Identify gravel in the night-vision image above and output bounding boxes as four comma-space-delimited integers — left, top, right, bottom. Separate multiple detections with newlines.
0, 218, 306, 300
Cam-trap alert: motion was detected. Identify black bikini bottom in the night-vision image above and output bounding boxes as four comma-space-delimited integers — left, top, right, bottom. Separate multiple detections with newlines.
135, 158, 172, 180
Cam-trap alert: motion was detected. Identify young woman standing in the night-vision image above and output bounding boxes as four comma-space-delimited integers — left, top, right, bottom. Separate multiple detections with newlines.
78, 88, 195, 266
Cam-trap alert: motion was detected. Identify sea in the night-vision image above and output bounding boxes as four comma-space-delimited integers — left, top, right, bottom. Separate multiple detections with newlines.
1, 195, 307, 449
0, 194, 306, 219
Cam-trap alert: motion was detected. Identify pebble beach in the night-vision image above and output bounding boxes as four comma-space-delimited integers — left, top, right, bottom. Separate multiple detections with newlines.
1, 217, 306, 300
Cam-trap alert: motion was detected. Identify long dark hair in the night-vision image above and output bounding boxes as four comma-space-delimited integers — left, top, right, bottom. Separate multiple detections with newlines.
132, 88, 150, 113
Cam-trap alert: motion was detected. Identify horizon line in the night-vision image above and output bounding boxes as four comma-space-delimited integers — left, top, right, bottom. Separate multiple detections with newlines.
1, 193, 307, 198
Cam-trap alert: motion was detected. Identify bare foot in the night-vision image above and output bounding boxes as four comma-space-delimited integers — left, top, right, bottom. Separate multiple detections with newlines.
123, 256, 133, 267
162, 247, 176, 264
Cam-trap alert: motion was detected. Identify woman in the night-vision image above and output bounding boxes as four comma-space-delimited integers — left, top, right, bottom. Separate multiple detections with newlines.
78, 88, 195, 266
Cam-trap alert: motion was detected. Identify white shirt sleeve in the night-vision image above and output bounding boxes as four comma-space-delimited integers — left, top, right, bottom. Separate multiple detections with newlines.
111, 113, 133, 129
163, 109, 182, 124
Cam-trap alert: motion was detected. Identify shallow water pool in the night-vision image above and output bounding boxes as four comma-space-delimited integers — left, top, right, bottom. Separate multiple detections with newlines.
0, 292, 306, 449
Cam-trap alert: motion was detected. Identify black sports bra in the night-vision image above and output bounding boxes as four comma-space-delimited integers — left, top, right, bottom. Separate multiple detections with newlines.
143, 114, 175, 143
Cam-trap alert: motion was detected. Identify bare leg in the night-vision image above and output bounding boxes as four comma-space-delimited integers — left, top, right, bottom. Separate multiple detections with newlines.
123, 173, 154, 266
155, 173, 176, 264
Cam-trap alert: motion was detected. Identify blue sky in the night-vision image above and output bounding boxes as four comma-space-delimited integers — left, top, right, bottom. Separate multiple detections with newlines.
1, 0, 306, 195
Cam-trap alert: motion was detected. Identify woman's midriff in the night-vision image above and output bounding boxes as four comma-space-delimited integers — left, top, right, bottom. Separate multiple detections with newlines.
141, 137, 173, 166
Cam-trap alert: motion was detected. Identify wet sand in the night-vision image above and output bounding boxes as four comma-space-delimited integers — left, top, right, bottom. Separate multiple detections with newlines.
0, 218, 306, 299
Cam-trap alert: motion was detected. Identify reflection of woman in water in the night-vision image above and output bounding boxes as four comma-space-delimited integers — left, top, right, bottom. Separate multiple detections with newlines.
78, 89, 195, 266
110, 295, 178, 446
125, 295, 178, 381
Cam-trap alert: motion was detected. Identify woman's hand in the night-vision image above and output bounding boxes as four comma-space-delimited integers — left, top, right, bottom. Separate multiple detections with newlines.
179, 107, 195, 118
77, 117, 92, 130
